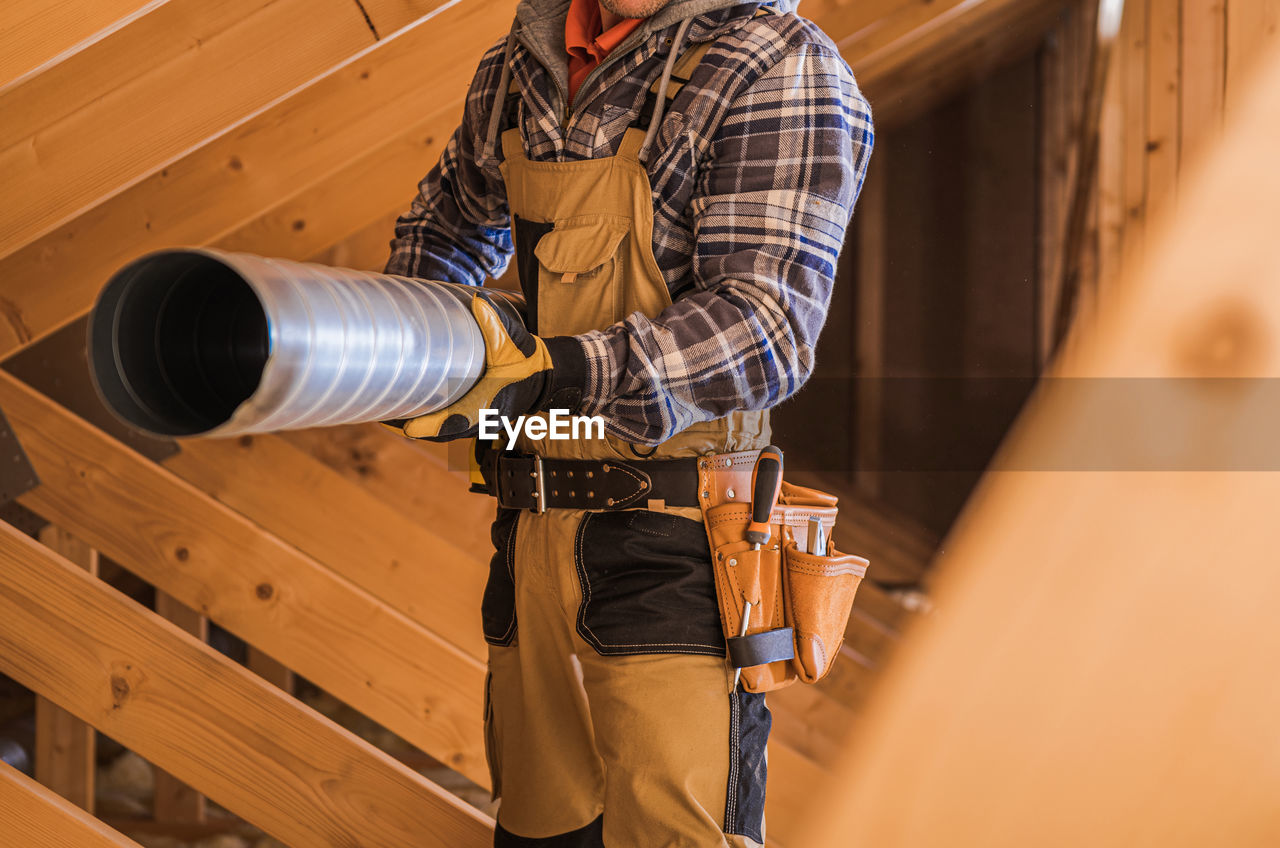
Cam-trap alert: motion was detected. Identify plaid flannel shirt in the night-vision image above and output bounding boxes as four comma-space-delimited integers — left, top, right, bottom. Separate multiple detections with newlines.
385, 2, 874, 444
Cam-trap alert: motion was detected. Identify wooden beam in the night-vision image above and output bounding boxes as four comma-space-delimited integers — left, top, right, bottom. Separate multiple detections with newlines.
1038, 9, 1072, 367
209, 108, 447, 261
819, 0, 1065, 95
1119, 0, 1148, 274
0, 0, 152, 89
358, 0, 459, 38
0, 761, 142, 848
0, 370, 490, 786
279, 425, 502, 568
863, 0, 1068, 129
307, 207, 407, 271
0, 0, 516, 359
802, 47, 1280, 848
163, 434, 489, 660
34, 525, 98, 813
152, 592, 208, 824
0, 0, 394, 261
0, 521, 494, 847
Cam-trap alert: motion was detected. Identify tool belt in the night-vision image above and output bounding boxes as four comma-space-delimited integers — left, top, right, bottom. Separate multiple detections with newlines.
696, 451, 869, 693
479, 446, 869, 693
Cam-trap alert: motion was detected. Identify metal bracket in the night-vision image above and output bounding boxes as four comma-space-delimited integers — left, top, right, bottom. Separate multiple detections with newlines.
0, 403, 39, 508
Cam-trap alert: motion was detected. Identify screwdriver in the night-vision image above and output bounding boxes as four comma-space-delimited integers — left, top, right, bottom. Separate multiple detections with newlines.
733, 445, 784, 690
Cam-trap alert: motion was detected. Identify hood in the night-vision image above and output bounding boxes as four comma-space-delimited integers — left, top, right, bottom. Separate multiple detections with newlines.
512, 0, 799, 97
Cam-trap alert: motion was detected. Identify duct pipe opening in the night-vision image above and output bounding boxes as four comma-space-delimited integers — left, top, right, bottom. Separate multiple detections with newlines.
90, 251, 270, 437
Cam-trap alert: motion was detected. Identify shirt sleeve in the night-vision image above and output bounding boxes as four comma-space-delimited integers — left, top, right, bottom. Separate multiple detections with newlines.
384, 37, 514, 284
573, 41, 875, 444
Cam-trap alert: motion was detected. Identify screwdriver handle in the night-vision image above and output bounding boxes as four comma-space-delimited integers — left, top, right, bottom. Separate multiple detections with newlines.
745, 445, 784, 547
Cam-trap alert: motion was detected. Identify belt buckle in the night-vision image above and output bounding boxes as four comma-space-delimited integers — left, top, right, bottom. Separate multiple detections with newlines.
530, 454, 547, 514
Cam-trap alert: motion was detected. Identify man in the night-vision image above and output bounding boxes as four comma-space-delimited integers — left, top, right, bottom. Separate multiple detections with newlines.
382, 0, 872, 844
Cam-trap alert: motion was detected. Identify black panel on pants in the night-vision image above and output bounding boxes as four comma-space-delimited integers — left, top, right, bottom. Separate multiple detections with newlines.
511, 215, 554, 334
726, 690, 770, 843
482, 507, 520, 646
573, 510, 726, 656
495, 816, 604, 847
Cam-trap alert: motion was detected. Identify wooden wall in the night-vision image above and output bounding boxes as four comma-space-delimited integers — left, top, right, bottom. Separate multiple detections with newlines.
1068, 0, 1279, 325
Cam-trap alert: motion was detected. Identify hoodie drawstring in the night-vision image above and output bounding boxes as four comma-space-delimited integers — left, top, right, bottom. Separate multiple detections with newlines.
639, 15, 694, 166
483, 24, 519, 165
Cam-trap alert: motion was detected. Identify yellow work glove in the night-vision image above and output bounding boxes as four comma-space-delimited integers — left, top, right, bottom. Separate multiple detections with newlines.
393, 294, 555, 441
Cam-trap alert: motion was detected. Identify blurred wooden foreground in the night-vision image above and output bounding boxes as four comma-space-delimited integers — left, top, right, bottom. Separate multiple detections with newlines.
803, 46, 1280, 848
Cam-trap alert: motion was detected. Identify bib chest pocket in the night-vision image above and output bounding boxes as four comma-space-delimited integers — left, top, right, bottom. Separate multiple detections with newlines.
533, 215, 630, 336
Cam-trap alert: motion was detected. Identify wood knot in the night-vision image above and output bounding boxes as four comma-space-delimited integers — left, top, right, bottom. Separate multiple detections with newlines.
239, 435, 254, 448
291, 219, 306, 231
175, 547, 189, 562
1173, 297, 1269, 378
110, 675, 130, 707
255, 582, 274, 601
228, 156, 244, 171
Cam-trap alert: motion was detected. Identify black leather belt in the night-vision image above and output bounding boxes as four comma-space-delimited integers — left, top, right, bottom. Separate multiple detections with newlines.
481, 451, 702, 513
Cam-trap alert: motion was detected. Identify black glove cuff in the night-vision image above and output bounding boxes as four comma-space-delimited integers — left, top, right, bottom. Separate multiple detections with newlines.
541, 336, 589, 413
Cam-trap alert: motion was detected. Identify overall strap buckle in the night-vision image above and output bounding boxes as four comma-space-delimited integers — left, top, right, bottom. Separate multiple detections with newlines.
530, 453, 547, 514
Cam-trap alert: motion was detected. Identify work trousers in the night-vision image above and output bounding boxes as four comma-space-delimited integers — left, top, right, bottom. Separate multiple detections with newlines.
483, 506, 770, 847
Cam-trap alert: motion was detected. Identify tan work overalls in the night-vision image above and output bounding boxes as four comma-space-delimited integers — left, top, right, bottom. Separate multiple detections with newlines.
481, 27, 771, 848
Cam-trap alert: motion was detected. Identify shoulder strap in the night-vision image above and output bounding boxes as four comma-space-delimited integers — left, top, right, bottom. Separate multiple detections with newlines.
637, 6, 773, 126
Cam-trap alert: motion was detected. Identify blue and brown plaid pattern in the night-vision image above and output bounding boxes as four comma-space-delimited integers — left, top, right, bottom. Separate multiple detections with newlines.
386, 2, 874, 444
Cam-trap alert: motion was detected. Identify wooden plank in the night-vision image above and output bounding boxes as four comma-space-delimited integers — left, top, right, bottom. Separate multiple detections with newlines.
1224, 0, 1280, 118
0, 370, 490, 786
1120, 0, 1149, 275
1145, 0, 1181, 219
1097, 2, 1128, 291
152, 592, 207, 824
0, 0, 405, 262
307, 207, 406, 271
866, 0, 1066, 129
358, 0, 457, 38
0, 521, 494, 847
803, 48, 1280, 848
0, 0, 152, 89
1038, 10, 1073, 366
1180, 0, 1227, 170
208, 104, 448, 261
279, 425, 500, 568
0, 0, 516, 359
0, 0, 269, 151
840, 0, 1064, 93
163, 434, 489, 660
34, 525, 97, 813
0, 761, 142, 848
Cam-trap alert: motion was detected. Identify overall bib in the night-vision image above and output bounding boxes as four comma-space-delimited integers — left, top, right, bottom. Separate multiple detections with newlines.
481, 36, 772, 848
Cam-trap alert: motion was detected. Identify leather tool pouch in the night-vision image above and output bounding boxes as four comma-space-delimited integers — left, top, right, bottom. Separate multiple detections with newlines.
698, 455, 870, 693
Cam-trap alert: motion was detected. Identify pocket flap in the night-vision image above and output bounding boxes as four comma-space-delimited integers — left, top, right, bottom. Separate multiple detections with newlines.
534, 218, 628, 278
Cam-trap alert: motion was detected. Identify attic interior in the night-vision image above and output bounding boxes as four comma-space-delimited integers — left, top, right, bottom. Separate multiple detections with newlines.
1, 0, 1278, 845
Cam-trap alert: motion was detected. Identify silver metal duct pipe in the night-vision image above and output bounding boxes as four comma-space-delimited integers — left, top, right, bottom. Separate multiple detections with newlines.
88, 248, 523, 438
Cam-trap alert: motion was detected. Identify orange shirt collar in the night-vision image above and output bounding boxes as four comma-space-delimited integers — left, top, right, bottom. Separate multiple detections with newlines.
566, 0, 647, 64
